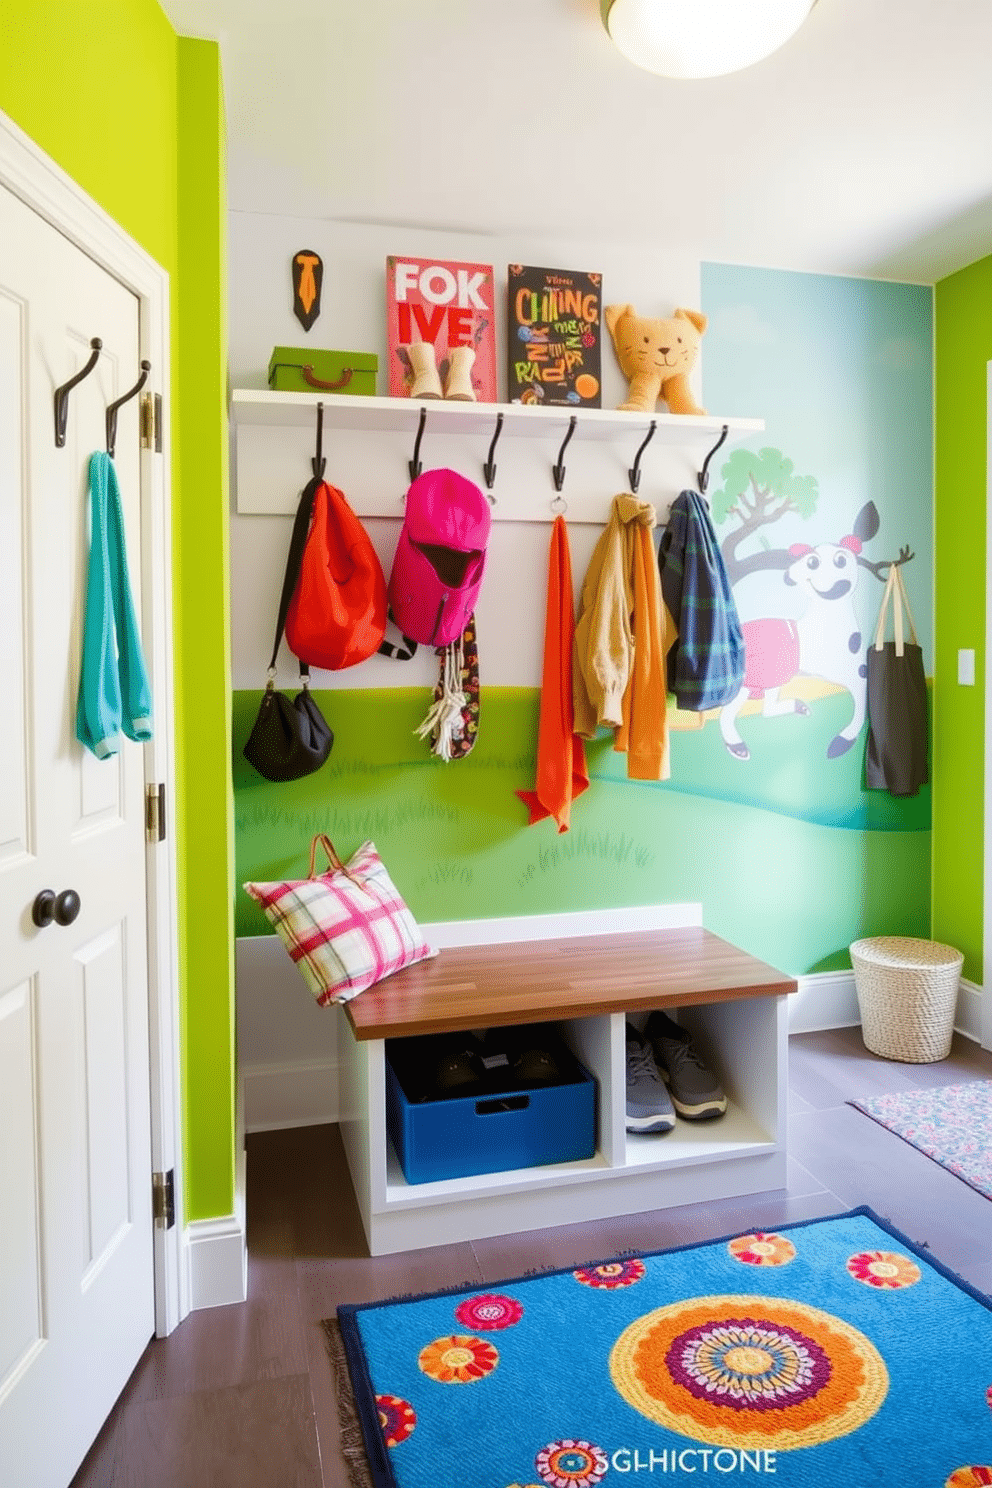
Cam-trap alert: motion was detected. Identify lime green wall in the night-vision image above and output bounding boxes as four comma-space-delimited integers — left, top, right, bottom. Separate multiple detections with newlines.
2, 0, 178, 268
174, 41, 236, 1222
0, 5, 236, 1220
933, 255, 992, 983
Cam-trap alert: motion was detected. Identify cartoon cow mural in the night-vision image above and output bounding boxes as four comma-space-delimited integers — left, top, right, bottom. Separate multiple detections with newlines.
719, 509, 913, 761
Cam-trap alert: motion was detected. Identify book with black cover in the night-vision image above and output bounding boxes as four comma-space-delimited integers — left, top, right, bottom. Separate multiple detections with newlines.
506, 265, 602, 407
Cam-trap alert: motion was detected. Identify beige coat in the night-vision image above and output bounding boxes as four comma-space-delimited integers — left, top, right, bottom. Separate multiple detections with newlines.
572, 494, 674, 780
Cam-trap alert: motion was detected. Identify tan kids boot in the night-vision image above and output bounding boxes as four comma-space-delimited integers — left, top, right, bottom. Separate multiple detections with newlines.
405, 340, 443, 399
444, 345, 476, 402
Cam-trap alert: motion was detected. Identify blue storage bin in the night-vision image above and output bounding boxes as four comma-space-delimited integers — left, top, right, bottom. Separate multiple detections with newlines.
385, 1044, 596, 1185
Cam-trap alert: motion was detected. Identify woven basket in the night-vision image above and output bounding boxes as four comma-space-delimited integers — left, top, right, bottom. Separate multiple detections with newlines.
850, 936, 963, 1063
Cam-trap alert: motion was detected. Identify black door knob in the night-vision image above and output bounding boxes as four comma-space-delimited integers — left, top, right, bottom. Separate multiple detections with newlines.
54, 889, 81, 926
32, 889, 56, 927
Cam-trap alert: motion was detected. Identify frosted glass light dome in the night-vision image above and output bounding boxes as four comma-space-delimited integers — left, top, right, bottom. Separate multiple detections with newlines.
601, 0, 816, 79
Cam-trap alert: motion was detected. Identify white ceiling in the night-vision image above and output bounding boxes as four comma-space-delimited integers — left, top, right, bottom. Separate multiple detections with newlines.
162, 0, 992, 284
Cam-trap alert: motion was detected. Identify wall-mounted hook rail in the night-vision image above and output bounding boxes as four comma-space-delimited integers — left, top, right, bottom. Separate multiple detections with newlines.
311, 401, 326, 478
552, 416, 577, 492
409, 405, 428, 482
698, 424, 729, 494
106, 359, 151, 458
483, 412, 503, 494
629, 421, 657, 494
54, 338, 102, 447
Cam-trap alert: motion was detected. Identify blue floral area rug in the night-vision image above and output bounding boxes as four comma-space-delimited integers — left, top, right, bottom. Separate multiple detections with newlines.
329, 1209, 992, 1488
850, 1081, 992, 1201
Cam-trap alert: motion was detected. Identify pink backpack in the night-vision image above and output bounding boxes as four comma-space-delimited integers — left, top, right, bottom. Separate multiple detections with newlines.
386, 467, 491, 647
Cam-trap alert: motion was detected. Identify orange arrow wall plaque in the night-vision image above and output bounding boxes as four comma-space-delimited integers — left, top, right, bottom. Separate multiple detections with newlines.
292, 250, 323, 331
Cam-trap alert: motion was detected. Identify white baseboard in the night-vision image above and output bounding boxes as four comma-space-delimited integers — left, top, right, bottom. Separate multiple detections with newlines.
425, 902, 702, 947
242, 1057, 341, 1132
955, 977, 983, 1043
789, 971, 860, 1033
788, 969, 984, 1044
184, 1214, 248, 1311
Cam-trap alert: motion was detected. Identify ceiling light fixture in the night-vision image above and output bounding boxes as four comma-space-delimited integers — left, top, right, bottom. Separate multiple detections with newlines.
600, 0, 816, 80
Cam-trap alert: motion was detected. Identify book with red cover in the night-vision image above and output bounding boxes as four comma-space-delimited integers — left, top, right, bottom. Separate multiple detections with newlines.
386, 255, 497, 402
507, 265, 602, 407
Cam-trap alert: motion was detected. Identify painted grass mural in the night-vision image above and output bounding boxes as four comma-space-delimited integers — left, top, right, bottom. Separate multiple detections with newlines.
233, 687, 929, 976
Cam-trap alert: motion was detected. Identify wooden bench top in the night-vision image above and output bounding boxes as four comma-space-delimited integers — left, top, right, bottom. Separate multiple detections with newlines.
345, 925, 797, 1041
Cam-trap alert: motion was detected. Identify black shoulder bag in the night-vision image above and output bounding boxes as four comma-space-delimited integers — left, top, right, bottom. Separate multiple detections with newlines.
242, 477, 334, 781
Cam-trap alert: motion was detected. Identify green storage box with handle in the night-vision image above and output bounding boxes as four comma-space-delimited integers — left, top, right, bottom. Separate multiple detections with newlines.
267, 346, 378, 395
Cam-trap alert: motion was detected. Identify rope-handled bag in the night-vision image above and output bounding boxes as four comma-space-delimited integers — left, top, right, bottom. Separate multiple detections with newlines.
244, 834, 435, 1005
865, 563, 929, 797
306, 832, 364, 888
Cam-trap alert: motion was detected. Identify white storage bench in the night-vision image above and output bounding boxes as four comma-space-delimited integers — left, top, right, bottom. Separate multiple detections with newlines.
338, 909, 797, 1256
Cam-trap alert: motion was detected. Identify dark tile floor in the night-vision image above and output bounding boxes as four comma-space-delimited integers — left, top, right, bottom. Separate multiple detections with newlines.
71, 1026, 992, 1488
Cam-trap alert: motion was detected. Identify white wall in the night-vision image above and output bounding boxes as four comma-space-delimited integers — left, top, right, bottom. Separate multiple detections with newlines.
229, 216, 754, 1126
236, 936, 344, 1132
227, 217, 703, 402
228, 215, 722, 691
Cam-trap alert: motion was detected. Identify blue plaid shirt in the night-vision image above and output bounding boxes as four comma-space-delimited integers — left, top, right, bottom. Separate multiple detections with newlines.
658, 490, 745, 711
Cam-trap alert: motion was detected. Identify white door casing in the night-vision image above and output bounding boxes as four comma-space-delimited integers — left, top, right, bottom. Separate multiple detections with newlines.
0, 109, 181, 1485
985, 360, 992, 1052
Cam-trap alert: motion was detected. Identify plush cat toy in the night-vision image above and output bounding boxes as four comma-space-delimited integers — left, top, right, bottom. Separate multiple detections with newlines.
604, 304, 708, 415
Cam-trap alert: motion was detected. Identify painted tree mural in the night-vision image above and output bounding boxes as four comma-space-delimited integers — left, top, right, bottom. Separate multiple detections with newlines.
706, 446, 915, 761
711, 446, 820, 586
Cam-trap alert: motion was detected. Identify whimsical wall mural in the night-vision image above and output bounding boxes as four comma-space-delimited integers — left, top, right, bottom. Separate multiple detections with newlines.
680, 262, 934, 836
712, 451, 915, 763
232, 263, 933, 974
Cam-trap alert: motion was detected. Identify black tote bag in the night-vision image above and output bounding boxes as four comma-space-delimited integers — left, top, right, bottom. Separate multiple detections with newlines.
865, 563, 928, 797
243, 683, 333, 782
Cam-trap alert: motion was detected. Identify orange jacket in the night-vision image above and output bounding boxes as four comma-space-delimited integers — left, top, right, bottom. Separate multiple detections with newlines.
517, 515, 589, 831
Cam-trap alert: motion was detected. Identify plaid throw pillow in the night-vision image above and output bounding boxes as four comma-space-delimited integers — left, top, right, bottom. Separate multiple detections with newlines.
244, 835, 434, 1005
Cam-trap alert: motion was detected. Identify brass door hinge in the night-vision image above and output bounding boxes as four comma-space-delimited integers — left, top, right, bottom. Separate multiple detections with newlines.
152, 1168, 175, 1230
146, 782, 166, 842
140, 391, 163, 452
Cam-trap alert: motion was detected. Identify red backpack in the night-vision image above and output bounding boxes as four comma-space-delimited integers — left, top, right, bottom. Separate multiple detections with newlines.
285, 479, 387, 670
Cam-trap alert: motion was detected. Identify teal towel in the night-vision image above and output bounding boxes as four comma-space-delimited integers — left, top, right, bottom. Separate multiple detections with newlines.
75, 451, 153, 758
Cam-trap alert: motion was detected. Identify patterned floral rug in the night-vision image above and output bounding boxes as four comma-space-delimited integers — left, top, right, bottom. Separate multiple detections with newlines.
850, 1080, 992, 1201
327, 1208, 992, 1488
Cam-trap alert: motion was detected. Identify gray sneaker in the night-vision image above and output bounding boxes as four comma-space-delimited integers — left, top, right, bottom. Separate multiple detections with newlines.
625, 1025, 676, 1133
646, 1010, 727, 1120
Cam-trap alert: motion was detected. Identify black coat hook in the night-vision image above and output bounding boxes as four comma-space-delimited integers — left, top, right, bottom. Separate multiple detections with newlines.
552, 416, 577, 492
629, 421, 657, 493
106, 359, 151, 457
54, 338, 102, 447
312, 401, 326, 478
698, 424, 729, 494
409, 405, 428, 482
483, 412, 503, 492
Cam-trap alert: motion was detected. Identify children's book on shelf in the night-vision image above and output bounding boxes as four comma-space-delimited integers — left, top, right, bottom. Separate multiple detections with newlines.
506, 265, 603, 407
385, 255, 497, 402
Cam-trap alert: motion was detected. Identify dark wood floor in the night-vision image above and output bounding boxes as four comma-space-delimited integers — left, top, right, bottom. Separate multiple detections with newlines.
71, 1025, 992, 1488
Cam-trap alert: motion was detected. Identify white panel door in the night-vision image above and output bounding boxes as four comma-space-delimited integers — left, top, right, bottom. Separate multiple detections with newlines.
0, 182, 155, 1488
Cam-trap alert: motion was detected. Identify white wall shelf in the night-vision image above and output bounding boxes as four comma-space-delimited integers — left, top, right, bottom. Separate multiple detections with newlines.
231, 388, 763, 442
230, 389, 764, 524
